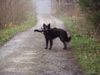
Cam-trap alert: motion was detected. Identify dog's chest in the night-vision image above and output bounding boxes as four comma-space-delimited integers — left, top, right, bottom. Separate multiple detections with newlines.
44, 30, 58, 39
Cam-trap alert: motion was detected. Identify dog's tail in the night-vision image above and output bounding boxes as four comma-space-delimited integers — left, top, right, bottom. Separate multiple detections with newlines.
67, 36, 71, 42
65, 31, 71, 42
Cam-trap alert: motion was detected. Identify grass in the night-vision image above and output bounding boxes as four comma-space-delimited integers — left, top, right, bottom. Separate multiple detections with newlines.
59, 15, 100, 75
0, 16, 36, 45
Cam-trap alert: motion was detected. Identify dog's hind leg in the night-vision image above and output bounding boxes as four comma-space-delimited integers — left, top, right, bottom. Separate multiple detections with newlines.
59, 36, 67, 50
62, 41, 67, 50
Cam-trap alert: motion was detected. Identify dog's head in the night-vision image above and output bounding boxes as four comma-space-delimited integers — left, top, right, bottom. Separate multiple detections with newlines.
42, 23, 51, 31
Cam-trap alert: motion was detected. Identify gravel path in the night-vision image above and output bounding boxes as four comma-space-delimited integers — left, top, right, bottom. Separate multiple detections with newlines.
0, 15, 84, 75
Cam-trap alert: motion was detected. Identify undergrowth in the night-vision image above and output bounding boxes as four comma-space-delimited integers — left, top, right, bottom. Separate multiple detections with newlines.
0, 16, 36, 45
59, 15, 100, 75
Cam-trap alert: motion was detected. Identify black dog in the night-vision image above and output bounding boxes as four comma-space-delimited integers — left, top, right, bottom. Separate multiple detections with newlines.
34, 23, 71, 50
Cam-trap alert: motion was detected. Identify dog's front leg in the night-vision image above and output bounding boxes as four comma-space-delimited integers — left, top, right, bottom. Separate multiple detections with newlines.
49, 40, 53, 50
45, 39, 49, 49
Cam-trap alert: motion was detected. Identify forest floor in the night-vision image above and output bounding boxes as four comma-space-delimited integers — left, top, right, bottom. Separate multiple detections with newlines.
0, 15, 84, 75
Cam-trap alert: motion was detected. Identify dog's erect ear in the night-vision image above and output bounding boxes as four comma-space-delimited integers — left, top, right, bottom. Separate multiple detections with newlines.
48, 23, 51, 29
43, 23, 46, 27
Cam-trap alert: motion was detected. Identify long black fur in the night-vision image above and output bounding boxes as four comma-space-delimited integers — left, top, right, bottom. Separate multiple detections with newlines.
34, 23, 71, 50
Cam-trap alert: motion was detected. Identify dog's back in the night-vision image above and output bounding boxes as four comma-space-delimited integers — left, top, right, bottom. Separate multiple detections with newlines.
47, 28, 71, 42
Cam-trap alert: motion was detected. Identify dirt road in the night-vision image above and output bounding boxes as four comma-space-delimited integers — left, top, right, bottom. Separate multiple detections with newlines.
0, 15, 84, 75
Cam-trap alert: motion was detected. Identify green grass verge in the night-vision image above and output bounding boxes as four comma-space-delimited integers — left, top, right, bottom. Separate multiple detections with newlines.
0, 16, 36, 45
59, 15, 100, 75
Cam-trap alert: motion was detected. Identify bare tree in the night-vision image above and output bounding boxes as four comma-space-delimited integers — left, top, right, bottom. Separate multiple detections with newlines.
53, 0, 78, 16
0, 0, 35, 28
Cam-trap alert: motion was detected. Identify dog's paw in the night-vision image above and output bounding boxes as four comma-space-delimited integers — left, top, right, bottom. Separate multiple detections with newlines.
45, 47, 48, 49
49, 48, 52, 50
63, 47, 67, 50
